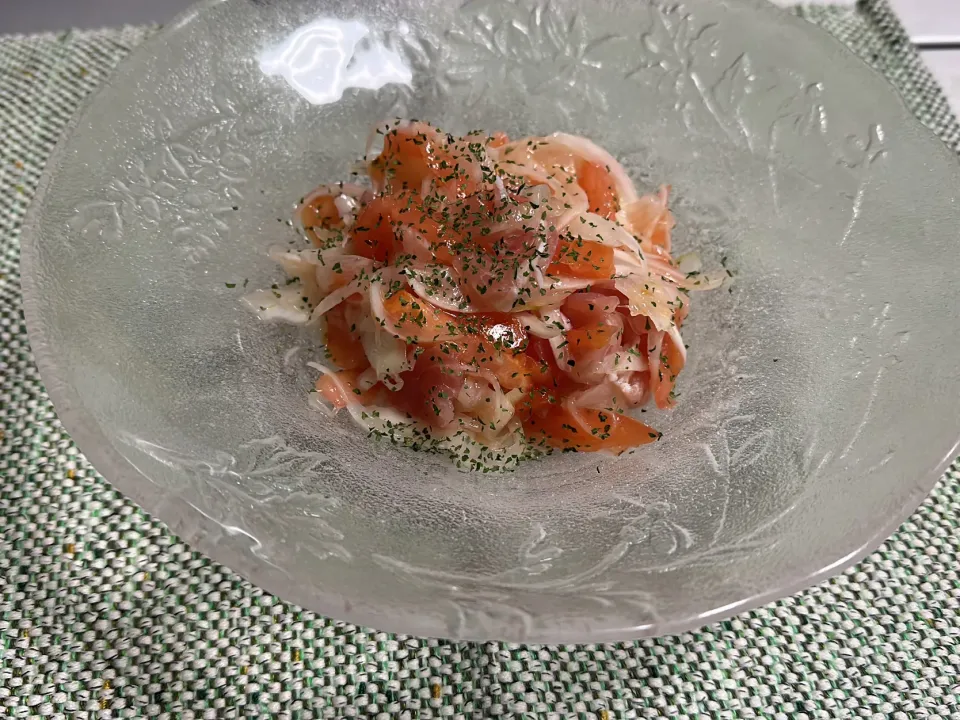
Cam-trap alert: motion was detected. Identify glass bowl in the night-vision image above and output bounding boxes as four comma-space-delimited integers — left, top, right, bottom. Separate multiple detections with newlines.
21, 0, 960, 642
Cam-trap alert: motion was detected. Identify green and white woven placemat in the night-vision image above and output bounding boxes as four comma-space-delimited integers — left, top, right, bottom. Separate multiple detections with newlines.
2, 1, 959, 717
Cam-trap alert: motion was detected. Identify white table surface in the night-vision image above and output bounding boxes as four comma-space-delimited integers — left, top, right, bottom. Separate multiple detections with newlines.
4, 0, 960, 116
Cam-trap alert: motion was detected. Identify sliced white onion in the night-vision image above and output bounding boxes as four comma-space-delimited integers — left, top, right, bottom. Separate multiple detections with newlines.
613, 374, 650, 407
456, 378, 485, 411
356, 366, 379, 391
309, 276, 369, 321
516, 312, 564, 339
306, 360, 377, 402
455, 415, 485, 434
519, 183, 552, 205
369, 278, 389, 330
306, 361, 348, 416
404, 265, 476, 314
368, 270, 422, 339
613, 250, 646, 275
504, 388, 525, 405
458, 374, 515, 433
486, 385, 515, 433
548, 132, 640, 205
269, 247, 317, 270
647, 330, 664, 384
308, 360, 406, 432
268, 248, 311, 275
334, 194, 359, 228
242, 285, 311, 324
524, 276, 596, 310
610, 350, 648, 374
567, 377, 644, 413
611, 274, 679, 332
683, 270, 727, 292
566, 213, 644, 258
619, 187, 672, 250
644, 255, 686, 285
482, 419, 529, 453
496, 138, 588, 219
269, 246, 340, 268
667, 323, 687, 365
267, 248, 325, 305
549, 194, 589, 231
545, 309, 573, 370
360, 320, 412, 389
493, 175, 507, 204
350, 404, 408, 434
315, 255, 375, 296
307, 392, 336, 418
676, 252, 702, 275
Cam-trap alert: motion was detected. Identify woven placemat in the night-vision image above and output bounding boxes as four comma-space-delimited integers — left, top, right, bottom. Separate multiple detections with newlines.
2, 2, 959, 718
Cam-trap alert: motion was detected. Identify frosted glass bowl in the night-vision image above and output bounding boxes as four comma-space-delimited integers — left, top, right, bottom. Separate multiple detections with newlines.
21, 0, 960, 642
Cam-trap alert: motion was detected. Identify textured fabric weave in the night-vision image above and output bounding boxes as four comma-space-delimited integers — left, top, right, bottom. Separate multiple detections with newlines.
1, 4, 959, 719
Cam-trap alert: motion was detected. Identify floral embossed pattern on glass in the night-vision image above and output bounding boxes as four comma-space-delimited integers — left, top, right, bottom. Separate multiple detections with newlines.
21, 0, 960, 642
